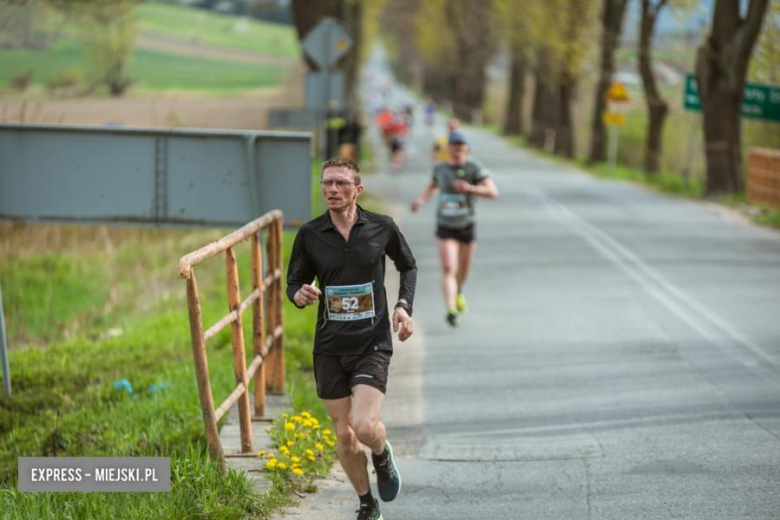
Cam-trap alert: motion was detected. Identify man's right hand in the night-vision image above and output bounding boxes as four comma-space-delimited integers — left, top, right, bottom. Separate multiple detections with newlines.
294, 283, 321, 307
410, 198, 424, 213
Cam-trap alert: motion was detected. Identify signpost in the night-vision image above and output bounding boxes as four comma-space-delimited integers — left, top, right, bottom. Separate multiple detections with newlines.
301, 17, 352, 159
604, 81, 630, 172
684, 73, 780, 123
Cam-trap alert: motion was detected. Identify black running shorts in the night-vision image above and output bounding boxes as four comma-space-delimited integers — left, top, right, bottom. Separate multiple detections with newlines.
313, 349, 392, 400
436, 224, 475, 244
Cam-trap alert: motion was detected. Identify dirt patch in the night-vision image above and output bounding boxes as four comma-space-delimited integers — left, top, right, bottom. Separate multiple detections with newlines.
0, 64, 305, 130
135, 33, 298, 67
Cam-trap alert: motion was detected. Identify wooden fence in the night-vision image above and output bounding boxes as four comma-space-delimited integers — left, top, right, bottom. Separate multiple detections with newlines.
178, 210, 285, 465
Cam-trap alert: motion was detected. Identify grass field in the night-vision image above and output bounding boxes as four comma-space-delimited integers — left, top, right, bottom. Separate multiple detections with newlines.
0, 1, 297, 93
0, 41, 285, 94
136, 2, 299, 58
0, 220, 326, 518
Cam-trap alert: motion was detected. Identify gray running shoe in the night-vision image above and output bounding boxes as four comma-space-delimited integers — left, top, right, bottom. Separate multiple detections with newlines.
372, 440, 402, 502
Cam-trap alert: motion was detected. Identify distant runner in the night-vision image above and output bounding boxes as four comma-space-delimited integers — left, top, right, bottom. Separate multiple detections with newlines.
288, 157, 417, 520
431, 118, 461, 163
412, 131, 498, 326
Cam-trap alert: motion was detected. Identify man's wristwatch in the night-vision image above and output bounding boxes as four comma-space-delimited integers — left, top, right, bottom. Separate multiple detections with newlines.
394, 301, 412, 317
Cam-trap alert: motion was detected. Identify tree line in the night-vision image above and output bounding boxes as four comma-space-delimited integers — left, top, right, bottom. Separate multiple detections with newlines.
294, 0, 774, 198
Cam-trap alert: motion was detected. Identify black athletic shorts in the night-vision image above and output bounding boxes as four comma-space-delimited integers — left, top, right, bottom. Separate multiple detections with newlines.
436, 224, 475, 244
390, 138, 405, 153
313, 349, 392, 400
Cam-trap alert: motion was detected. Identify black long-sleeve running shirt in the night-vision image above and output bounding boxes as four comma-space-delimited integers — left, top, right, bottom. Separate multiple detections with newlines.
286, 206, 417, 355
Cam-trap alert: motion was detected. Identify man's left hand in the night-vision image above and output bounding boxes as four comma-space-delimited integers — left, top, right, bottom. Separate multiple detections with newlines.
392, 307, 414, 342
453, 180, 473, 194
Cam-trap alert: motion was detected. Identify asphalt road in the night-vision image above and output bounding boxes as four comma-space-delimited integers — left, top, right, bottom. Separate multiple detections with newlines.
275, 58, 780, 520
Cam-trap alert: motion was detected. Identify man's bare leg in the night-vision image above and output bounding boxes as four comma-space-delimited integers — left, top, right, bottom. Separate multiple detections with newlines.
323, 396, 370, 495
351, 384, 387, 455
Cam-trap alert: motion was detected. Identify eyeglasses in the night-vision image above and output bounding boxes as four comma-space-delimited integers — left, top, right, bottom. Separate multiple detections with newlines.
320, 180, 356, 188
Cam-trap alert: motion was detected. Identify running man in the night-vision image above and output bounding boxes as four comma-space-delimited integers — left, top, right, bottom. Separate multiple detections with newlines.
287, 157, 417, 520
411, 131, 498, 326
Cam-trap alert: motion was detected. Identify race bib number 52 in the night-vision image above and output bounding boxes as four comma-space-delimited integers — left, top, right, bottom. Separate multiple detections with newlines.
325, 282, 376, 321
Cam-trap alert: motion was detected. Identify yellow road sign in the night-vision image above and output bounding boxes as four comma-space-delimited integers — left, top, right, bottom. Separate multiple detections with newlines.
602, 111, 626, 127
606, 81, 630, 103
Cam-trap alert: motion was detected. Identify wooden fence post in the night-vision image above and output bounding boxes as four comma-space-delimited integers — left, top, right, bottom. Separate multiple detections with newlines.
225, 247, 254, 453
251, 232, 267, 418
185, 271, 224, 466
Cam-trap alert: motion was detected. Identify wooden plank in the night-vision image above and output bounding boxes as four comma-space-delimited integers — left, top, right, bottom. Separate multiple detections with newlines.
186, 272, 224, 466
252, 232, 267, 418
225, 246, 254, 453
179, 210, 282, 279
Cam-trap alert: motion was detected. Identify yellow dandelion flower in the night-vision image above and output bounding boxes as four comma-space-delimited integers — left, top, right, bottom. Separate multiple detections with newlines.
308, 455, 316, 462
302, 420, 313, 428
280, 446, 290, 455
267, 452, 276, 459
301, 411, 311, 418
305, 449, 315, 456
277, 463, 288, 470
323, 429, 332, 436
285, 422, 295, 431
266, 459, 277, 469
291, 456, 301, 463
326, 441, 335, 448
315, 443, 324, 451
293, 468, 304, 476
286, 440, 294, 447
296, 432, 305, 439
292, 415, 303, 423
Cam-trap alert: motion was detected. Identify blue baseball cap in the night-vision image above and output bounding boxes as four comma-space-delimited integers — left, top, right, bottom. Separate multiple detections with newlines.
448, 131, 468, 145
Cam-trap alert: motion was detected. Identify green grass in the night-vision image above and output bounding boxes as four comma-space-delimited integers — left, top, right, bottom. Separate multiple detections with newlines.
576, 158, 706, 198
0, 1, 296, 93
128, 48, 283, 92
0, 41, 283, 93
0, 219, 323, 518
0, 41, 84, 88
136, 2, 299, 58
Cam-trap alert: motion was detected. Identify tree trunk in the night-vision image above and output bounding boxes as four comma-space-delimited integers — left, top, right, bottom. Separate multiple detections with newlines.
556, 81, 575, 158
639, 0, 668, 174
588, 0, 629, 163
447, 0, 495, 122
503, 44, 526, 136
530, 49, 558, 150
694, 0, 769, 196
342, 1, 362, 109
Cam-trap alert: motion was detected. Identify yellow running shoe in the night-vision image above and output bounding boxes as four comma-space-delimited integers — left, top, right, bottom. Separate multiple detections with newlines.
456, 293, 467, 313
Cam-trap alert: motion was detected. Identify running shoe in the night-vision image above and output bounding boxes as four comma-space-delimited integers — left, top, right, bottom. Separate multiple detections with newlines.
355, 498, 383, 520
446, 311, 458, 327
372, 440, 402, 502
456, 292, 468, 313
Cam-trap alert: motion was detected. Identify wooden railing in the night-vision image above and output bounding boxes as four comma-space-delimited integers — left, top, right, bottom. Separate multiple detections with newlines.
178, 210, 285, 464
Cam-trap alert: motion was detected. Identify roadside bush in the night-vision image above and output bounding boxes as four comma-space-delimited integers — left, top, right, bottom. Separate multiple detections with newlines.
46, 68, 82, 95
11, 69, 33, 91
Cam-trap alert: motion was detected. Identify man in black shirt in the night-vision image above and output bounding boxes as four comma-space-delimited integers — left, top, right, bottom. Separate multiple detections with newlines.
287, 157, 417, 520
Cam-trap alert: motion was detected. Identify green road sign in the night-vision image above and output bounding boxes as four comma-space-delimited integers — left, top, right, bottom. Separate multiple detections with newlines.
684, 73, 780, 123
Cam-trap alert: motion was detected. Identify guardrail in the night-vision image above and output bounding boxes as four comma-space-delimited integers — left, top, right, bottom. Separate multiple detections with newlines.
178, 210, 285, 465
